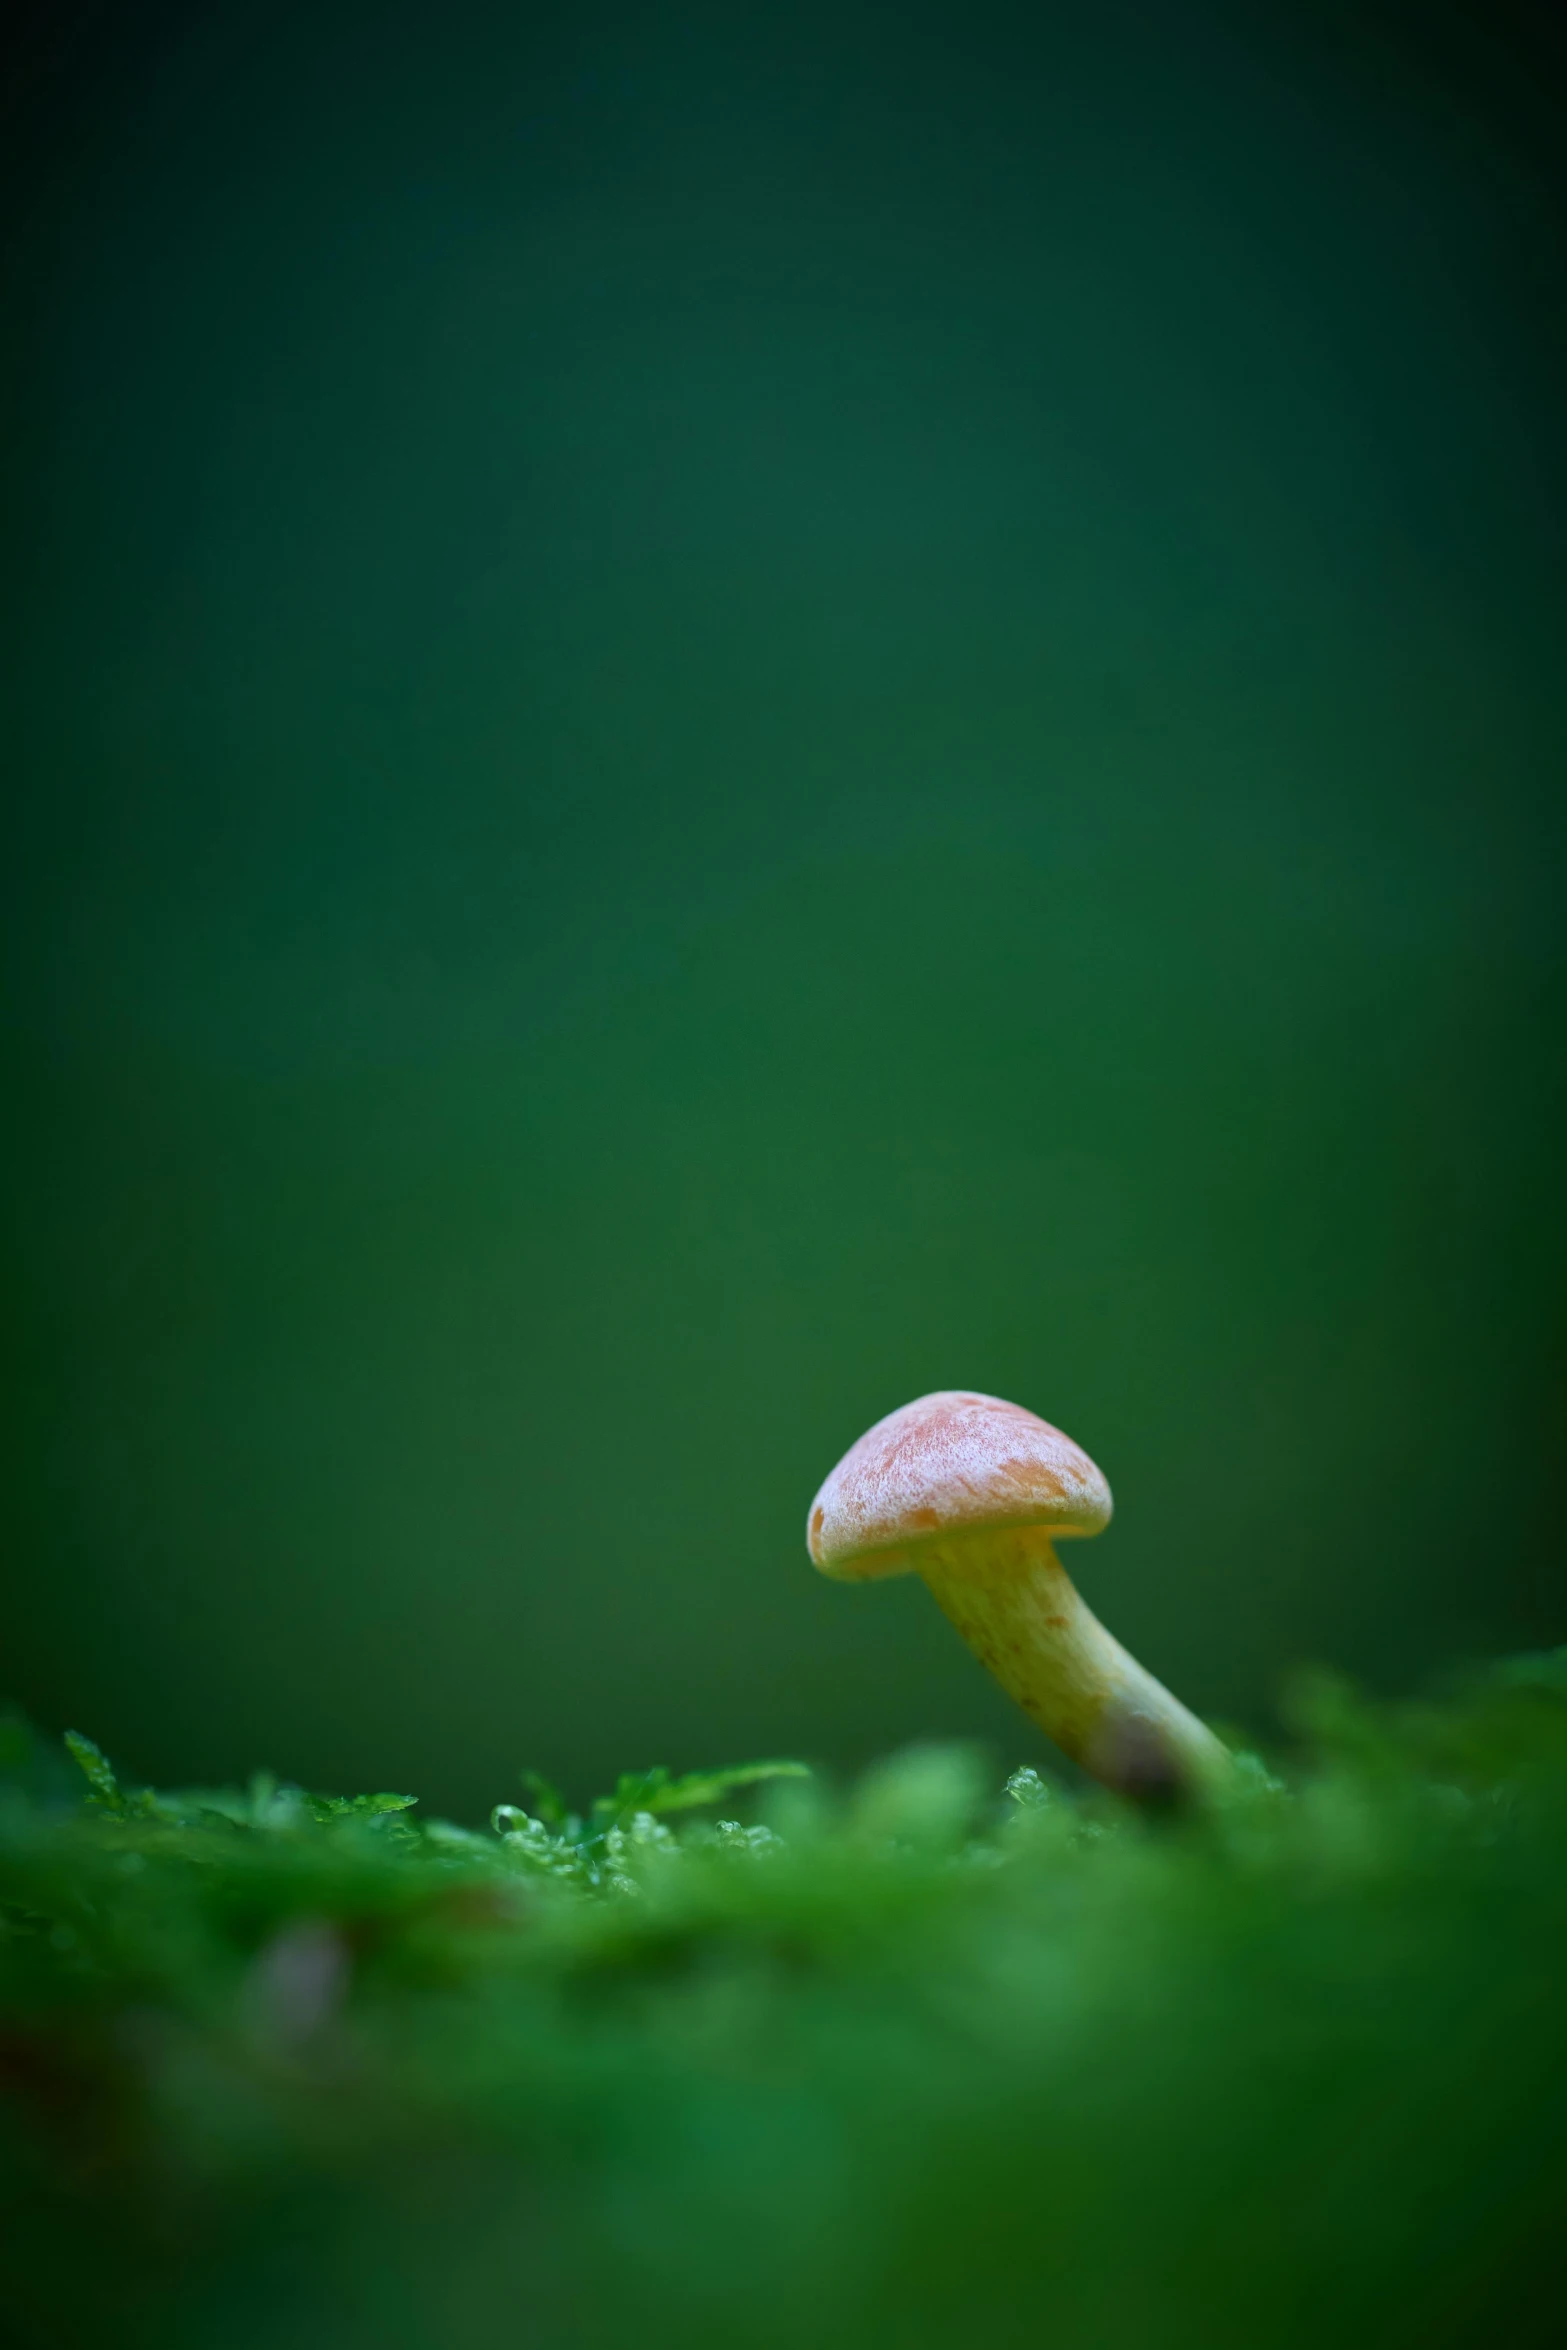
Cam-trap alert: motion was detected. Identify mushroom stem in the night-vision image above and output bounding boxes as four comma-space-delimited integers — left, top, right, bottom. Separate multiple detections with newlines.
918, 1524, 1230, 1803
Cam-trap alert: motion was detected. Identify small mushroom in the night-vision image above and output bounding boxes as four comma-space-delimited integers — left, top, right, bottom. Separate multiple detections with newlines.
808, 1391, 1229, 1804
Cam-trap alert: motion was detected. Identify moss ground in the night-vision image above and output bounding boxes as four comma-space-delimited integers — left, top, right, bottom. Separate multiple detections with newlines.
3, 1660, 1565, 2349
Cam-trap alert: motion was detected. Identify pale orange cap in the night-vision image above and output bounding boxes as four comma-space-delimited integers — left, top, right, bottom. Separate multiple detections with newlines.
807, 1391, 1113, 1580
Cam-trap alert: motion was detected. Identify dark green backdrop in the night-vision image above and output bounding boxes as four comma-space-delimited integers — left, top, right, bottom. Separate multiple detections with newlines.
4, 1, 1564, 1815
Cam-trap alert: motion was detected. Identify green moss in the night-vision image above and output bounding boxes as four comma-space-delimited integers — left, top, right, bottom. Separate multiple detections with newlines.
4, 1660, 1565, 2350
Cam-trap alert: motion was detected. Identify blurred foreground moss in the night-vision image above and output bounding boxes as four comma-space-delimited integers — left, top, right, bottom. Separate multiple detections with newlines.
3, 1660, 1565, 2350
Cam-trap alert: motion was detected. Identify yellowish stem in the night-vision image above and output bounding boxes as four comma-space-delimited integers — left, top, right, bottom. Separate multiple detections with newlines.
919, 1525, 1231, 1802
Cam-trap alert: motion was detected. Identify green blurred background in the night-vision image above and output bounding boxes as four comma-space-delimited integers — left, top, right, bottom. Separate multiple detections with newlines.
3, 0, 1563, 1818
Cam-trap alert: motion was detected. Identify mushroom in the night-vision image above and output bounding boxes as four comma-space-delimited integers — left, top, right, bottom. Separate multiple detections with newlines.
807, 1391, 1230, 1803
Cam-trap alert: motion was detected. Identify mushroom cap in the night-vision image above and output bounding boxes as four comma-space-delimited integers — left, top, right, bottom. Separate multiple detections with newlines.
807, 1391, 1112, 1581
